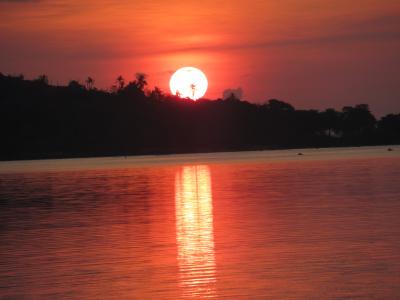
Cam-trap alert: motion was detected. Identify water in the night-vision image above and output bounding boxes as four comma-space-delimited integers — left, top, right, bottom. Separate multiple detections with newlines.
0, 146, 399, 299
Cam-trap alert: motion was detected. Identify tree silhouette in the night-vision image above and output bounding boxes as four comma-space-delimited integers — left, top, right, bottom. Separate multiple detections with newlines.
322, 108, 340, 137
190, 83, 196, 99
85, 77, 95, 90
116, 75, 125, 92
134, 73, 147, 91
377, 113, 400, 143
265, 99, 294, 112
36, 74, 49, 85
68, 80, 84, 90
0, 72, 398, 161
149, 86, 163, 101
225, 93, 240, 102
341, 104, 376, 138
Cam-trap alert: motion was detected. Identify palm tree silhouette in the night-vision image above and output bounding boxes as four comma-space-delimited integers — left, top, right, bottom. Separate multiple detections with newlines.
190, 83, 196, 99
135, 73, 147, 91
85, 77, 94, 90
116, 75, 125, 91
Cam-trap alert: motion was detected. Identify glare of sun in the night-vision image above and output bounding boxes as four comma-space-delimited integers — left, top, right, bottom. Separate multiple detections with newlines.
169, 67, 208, 100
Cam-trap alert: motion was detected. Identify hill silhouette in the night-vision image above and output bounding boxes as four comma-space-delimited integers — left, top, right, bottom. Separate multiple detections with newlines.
1, 72, 399, 161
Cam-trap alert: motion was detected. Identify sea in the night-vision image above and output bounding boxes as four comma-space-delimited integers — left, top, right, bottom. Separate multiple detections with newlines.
0, 146, 399, 299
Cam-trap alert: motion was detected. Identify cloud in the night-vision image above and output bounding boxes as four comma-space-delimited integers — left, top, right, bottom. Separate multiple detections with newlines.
223, 87, 243, 100
149, 30, 400, 57
0, 0, 40, 2
141, 12, 400, 56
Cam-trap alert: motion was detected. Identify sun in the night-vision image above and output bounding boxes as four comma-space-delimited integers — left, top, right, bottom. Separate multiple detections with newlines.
169, 67, 208, 100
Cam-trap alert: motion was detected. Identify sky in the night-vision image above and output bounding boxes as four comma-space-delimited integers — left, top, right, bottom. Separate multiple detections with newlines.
0, 0, 399, 115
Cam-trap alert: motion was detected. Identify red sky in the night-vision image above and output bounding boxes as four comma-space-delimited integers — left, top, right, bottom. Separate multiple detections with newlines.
0, 0, 399, 115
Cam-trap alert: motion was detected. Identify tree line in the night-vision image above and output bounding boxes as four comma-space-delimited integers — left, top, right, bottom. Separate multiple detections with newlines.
0, 72, 399, 160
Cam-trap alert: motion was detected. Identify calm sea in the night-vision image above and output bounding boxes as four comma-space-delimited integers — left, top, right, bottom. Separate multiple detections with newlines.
0, 146, 399, 299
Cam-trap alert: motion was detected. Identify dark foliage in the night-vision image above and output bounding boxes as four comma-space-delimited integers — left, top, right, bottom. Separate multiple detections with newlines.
0, 73, 399, 160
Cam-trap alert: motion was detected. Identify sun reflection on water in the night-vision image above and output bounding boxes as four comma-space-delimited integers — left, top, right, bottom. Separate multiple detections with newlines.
175, 165, 216, 298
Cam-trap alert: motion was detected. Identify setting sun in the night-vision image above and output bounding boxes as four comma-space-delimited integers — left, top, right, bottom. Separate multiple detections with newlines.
169, 67, 208, 100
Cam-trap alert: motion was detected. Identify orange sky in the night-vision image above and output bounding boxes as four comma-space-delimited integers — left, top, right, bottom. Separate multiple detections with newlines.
0, 0, 399, 115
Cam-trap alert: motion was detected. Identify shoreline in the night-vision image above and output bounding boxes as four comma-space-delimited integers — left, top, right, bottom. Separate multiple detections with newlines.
0, 143, 398, 163
0, 145, 399, 175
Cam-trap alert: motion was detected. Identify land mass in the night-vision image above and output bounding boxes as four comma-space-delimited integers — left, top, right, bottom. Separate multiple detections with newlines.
1, 73, 399, 161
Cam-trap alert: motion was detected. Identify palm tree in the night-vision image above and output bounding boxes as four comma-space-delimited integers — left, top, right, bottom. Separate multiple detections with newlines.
85, 77, 94, 90
116, 75, 125, 91
190, 83, 196, 99
134, 73, 147, 91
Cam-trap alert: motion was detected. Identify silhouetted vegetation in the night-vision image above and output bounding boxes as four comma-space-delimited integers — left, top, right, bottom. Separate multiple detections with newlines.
0, 72, 399, 160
